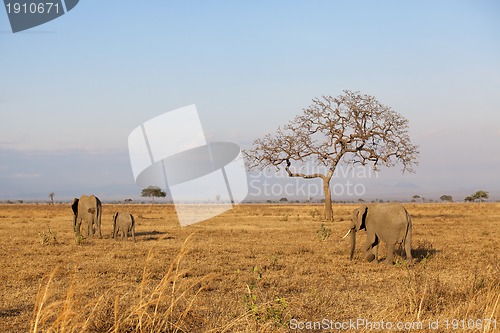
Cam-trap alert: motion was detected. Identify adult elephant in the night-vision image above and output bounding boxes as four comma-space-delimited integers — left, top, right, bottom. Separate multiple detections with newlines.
71, 195, 102, 238
344, 203, 413, 265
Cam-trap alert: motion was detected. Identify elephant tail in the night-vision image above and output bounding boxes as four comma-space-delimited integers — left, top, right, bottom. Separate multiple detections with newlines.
96, 202, 102, 224
403, 208, 412, 245
96, 197, 103, 238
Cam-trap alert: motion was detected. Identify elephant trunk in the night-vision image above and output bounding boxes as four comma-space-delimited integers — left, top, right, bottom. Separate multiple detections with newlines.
349, 228, 356, 260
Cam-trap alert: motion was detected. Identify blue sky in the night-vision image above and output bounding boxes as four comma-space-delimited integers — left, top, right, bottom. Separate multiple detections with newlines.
1, 1, 499, 201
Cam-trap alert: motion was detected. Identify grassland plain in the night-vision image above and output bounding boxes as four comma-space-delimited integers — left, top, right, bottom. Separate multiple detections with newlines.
0, 203, 498, 332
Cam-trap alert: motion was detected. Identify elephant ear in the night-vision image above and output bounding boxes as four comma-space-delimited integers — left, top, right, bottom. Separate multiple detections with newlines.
71, 198, 79, 216
356, 206, 368, 231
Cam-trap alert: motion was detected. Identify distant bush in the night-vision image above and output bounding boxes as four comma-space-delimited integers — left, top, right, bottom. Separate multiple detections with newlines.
465, 190, 489, 202
440, 195, 453, 202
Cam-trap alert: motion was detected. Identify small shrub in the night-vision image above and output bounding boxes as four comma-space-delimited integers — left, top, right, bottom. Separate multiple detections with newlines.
309, 208, 321, 220
38, 227, 57, 245
266, 255, 285, 271
243, 281, 289, 328
317, 224, 332, 241
74, 234, 85, 245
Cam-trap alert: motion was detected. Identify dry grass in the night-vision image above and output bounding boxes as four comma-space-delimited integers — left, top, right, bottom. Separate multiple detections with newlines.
0, 203, 498, 332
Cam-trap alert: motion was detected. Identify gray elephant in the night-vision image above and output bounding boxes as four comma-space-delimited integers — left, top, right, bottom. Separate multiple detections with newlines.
344, 203, 413, 265
112, 212, 136, 241
71, 195, 102, 238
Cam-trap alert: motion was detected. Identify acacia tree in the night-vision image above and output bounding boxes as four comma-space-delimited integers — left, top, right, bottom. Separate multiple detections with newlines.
465, 190, 489, 202
141, 186, 166, 205
244, 90, 419, 221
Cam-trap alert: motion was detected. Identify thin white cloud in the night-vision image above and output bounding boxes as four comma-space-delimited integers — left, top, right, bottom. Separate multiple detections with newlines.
12, 173, 41, 179
0, 145, 127, 155
0, 141, 17, 149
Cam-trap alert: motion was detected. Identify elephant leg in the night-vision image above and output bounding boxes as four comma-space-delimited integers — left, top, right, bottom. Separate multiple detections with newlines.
124, 229, 128, 241
364, 231, 377, 262
372, 242, 379, 264
384, 242, 395, 265
87, 220, 93, 238
75, 218, 82, 236
132, 226, 136, 242
405, 237, 413, 265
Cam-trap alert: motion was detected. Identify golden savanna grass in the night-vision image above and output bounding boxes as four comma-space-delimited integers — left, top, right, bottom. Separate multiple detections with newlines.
0, 203, 498, 332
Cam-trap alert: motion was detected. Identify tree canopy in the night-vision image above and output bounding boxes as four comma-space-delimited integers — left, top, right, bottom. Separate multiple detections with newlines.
141, 186, 166, 204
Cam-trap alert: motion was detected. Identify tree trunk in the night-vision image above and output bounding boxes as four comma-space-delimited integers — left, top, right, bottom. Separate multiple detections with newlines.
323, 179, 333, 221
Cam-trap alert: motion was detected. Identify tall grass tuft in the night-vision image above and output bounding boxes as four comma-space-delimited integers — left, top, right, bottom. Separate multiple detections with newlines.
395, 263, 500, 331
30, 235, 215, 333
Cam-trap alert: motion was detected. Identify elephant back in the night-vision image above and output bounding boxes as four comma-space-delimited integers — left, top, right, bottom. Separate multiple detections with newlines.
117, 212, 134, 225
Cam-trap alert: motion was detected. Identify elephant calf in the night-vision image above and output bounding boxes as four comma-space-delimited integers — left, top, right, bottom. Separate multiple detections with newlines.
113, 212, 136, 241
346, 203, 413, 265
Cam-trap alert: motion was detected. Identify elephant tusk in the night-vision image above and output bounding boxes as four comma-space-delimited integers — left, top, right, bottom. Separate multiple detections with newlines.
341, 229, 352, 239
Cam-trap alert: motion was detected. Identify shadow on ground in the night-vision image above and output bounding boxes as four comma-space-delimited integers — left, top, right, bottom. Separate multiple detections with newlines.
0, 305, 32, 318
393, 240, 438, 264
136, 230, 173, 241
